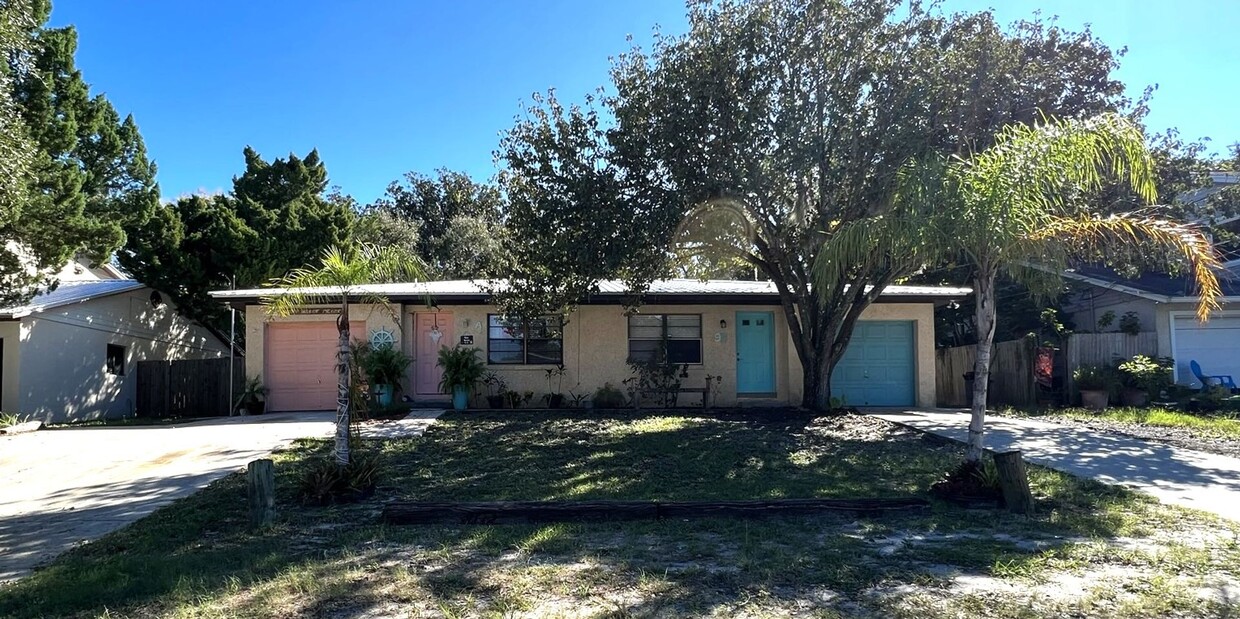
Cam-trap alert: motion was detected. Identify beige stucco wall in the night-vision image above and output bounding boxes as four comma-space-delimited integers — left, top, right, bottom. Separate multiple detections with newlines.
14, 288, 228, 423
244, 300, 938, 409
783, 302, 937, 408
243, 303, 402, 384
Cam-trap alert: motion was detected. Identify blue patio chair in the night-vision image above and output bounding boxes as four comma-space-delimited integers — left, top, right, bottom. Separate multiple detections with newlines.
1190, 360, 1237, 391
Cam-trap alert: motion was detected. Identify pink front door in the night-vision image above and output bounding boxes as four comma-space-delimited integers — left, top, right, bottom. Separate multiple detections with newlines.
414, 312, 454, 395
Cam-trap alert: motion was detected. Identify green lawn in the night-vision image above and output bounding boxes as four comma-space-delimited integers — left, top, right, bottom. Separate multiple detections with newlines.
1003, 406, 1240, 439
2, 409, 1237, 618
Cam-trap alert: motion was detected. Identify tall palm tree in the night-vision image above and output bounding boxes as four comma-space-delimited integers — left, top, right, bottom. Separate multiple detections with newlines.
263, 244, 424, 466
817, 113, 1222, 464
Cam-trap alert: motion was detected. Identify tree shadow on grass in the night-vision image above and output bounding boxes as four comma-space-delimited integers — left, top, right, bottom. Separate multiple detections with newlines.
0, 409, 1225, 617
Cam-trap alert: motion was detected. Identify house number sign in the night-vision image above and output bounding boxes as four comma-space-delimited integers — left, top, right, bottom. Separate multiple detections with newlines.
459, 334, 474, 345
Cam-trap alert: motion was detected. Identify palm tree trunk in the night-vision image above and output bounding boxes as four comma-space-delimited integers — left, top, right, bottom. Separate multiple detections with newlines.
966, 272, 998, 463
334, 297, 351, 467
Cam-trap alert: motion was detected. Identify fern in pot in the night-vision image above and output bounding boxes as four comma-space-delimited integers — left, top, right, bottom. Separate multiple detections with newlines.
361, 344, 411, 407
437, 346, 485, 411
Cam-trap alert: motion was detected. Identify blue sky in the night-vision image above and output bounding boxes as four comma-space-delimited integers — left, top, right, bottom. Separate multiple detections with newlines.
51, 0, 1239, 205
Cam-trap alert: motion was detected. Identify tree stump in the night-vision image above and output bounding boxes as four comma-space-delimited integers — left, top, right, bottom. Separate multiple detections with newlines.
247, 459, 276, 528
993, 450, 1035, 516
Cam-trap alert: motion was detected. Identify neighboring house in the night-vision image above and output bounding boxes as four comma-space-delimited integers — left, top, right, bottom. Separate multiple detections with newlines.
1062, 267, 1240, 389
0, 260, 230, 423
211, 279, 969, 412
1062, 171, 1240, 388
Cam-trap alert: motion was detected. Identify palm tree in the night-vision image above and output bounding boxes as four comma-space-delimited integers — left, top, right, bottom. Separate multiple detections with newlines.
817, 113, 1222, 464
263, 244, 424, 466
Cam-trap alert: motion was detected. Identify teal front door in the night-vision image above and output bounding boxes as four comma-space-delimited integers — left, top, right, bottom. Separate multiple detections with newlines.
830, 321, 915, 407
736, 311, 775, 394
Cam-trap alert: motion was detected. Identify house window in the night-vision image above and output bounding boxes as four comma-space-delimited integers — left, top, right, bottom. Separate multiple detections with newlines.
106, 344, 126, 376
487, 315, 563, 365
628, 314, 703, 364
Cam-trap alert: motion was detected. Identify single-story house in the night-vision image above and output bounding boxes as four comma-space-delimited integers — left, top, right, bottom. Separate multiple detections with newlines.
211, 279, 969, 411
0, 260, 231, 423
1062, 265, 1240, 388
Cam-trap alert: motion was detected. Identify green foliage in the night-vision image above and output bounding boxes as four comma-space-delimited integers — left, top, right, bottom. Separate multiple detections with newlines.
1117, 355, 1174, 396
1074, 364, 1121, 392
543, 364, 568, 396
591, 383, 627, 409
496, 1, 1132, 409
435, 346, 485, 393
366, 169, 509, 279
1097, 310, 1117, 331
120, 149, 353, 331
2, 0, 158, 307
623, 351, 687, 408
357, 342, 411, 389
235, 376, 267, 408
0, 412, 20, 428
1118, 311, 1142, 335
296, 451, 381, 506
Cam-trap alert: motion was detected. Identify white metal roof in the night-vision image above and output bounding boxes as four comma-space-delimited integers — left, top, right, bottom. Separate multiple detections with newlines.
210, 278, 970, 301
0, 279, 145, 319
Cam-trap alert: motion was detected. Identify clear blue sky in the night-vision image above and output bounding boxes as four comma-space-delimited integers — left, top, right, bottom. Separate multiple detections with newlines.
51, 0, 1239, 205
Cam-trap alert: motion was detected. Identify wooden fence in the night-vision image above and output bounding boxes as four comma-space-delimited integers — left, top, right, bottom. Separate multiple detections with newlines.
1063, 332, 1158, 397
936, 339, 1037, 407
936, 332, 1159, 407
137, 358, 244, 418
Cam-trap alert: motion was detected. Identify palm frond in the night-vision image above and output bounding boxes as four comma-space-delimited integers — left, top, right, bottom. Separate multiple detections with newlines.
1029, 214, 1222, 321
262, 243, 428, 318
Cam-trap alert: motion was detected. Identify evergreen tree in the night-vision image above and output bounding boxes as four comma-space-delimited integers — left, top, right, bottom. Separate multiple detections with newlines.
1, 0, 158, 305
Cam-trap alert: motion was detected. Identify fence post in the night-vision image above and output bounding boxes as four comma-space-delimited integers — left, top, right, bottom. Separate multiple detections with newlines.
248, 459, 276, 528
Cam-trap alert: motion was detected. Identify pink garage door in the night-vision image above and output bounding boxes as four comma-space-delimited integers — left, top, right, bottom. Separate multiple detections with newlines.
265, 321, 364, 412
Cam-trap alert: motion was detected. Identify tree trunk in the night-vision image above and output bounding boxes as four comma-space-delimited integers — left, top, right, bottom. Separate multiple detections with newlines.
335, 297, 351, 467
966, 272, 998, 463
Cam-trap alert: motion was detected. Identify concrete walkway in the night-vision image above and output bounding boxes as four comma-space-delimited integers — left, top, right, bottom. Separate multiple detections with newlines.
868, 409, 1240, 522
0, 410, 442, 582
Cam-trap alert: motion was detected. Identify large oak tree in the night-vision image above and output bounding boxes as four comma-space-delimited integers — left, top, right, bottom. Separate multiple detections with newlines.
497, 0, 1133, 409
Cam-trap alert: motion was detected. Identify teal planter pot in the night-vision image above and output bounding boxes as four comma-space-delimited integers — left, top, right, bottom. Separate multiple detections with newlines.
452, 385, 469, 411
374, 384, 394, 407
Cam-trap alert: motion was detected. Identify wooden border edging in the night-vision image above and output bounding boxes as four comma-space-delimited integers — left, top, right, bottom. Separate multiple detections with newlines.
382, 497, 929, 525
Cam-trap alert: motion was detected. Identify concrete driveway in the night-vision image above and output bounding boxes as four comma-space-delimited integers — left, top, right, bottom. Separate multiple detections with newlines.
0, 411, 439, 582
869, 409, 1240, 522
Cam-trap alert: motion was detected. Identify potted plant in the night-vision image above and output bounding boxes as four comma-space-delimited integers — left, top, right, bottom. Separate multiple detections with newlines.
235, 376, 267, 415
360, 345, 411, 407
482, 371, 508, 409
543, 365, 568, 408
436, 346, 485, 411
1117, 355, 1173, 407
1074, 364, 1116, 410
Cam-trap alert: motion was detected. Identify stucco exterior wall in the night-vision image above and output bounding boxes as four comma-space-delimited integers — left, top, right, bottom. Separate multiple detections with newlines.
244, 300, 939, 409
243, 303, 402, 384
782, 302, 937, 408
0, 321, 24, 413
16, 288, 228, 423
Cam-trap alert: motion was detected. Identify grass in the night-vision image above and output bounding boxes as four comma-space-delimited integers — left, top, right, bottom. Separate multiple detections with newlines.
1002, 405, 1240, 439
1, 409, 1237, 618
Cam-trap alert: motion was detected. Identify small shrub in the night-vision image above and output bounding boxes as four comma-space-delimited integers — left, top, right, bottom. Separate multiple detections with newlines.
0, 412, 19, 428
973, 460, 1001, 491
1118, 311, 1142, 335
1117, 355, 1174, 397
1073, 364, 1119, 392
1096, 310, 1116, 331
297, 452, 382, 506
592, 382, 627, 409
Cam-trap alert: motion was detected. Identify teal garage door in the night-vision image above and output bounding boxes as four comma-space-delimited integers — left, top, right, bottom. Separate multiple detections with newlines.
830, 321, 915, 407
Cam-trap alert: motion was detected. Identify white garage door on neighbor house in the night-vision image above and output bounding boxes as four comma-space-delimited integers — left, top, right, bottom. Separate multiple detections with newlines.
1172, 312, 1240, 388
